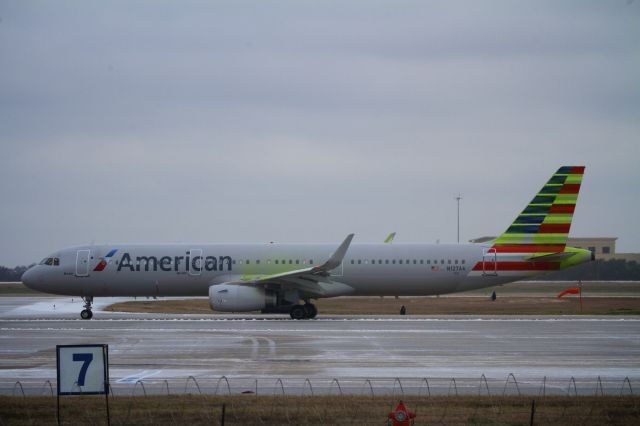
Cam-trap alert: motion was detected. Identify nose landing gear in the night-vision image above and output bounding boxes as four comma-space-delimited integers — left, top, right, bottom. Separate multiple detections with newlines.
80, 296, 93, 320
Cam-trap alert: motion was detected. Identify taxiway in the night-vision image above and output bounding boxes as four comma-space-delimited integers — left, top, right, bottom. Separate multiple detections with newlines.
0, 296, 638, 395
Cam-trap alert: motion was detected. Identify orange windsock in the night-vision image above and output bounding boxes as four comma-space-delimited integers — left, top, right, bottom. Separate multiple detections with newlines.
557, 287, 581, 298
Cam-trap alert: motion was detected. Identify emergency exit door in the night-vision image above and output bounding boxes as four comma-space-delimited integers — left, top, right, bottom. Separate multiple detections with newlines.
189, 249, 203, 276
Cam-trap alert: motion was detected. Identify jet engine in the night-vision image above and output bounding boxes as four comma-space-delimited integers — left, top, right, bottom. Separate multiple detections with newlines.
208, 283, 276, 312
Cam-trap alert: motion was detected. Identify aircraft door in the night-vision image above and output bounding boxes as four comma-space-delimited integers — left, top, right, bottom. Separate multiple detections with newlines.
75, 249, 91, 277
189, 249, 203, 276
482, 248, 498, 276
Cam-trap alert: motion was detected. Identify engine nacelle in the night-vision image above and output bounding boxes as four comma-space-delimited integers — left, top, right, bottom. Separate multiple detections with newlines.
208, 284, 276, 312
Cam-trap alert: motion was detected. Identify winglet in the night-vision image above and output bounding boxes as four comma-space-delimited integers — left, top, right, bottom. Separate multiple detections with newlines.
319, 233, 354, 271
384, 232, 396, 244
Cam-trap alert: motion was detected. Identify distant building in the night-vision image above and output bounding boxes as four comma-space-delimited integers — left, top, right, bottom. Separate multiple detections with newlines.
469, 236, 639, 262
566, 237, 616, 258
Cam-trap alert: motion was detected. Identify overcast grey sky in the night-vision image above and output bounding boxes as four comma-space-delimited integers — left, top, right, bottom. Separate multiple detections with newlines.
1, 1, 639, 266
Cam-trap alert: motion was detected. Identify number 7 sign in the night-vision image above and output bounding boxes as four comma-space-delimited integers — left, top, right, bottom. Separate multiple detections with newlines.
57, 345, 109, 395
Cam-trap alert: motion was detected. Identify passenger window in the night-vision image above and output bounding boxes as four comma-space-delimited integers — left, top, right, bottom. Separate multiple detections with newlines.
441, 260, 444, 264
378, 259, 382, 264
364, 260, 369, 264
420, 260, 424, 264
310, 260, 314, 264
406, 259, 410, 264
448, 259, 451, 264
392, 260, 396, 264
282, 260, 286, 264
289, 260, 293, 264
385, 260, 389, 264
427, 260, 430, 264
275, 260, 279, 264
462, 259, 465, 264
455, 259, 458, 264
413, 260, 417, 264
256, 260, 260, 264
399, 260, 403, 264
358, 260, 362, 264
296, 260, 299, 264
351, 260, 354, 264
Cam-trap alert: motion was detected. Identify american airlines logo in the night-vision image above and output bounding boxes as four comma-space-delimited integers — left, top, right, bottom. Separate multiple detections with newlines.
93, 249, 118, 272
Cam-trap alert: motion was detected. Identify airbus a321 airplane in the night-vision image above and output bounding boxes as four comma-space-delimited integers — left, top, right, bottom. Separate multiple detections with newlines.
22, 166, 592, 320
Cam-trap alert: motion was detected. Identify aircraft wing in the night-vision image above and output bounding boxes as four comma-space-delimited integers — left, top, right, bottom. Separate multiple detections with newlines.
220, 234, 355, 297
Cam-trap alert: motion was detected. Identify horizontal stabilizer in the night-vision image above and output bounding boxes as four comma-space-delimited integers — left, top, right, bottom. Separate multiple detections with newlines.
525, 252, 575, 262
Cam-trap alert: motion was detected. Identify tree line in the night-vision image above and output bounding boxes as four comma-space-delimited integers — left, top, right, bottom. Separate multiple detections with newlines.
0, 265, 33, 282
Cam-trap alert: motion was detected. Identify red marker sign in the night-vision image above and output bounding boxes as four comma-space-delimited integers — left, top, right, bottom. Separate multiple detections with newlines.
387, 401, 415, 426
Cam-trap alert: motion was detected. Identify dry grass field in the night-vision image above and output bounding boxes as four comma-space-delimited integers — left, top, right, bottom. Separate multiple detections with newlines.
0, 283, 44, 296
1, 395, 639, 425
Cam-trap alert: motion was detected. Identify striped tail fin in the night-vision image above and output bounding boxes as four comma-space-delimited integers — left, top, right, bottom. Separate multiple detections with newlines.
492, 166, 585, 254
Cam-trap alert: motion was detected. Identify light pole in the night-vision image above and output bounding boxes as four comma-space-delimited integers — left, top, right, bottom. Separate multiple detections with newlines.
456, 194, 462, 243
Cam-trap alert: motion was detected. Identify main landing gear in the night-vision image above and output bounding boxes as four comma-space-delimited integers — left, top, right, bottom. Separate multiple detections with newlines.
290, 303, 317, 320
80, 296, 93, 320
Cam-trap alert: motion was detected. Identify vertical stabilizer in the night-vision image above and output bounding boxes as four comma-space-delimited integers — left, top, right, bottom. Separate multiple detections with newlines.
492, 166, 585, 254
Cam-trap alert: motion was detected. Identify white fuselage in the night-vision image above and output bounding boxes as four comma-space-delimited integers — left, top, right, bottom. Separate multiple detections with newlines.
23, 242, 528, 298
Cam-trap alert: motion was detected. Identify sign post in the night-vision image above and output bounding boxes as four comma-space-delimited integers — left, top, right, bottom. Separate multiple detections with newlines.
56, 344, 110, 425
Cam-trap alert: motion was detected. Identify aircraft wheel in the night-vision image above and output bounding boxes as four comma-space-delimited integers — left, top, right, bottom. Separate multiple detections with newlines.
303, 303, 317, 319
80, 309, 93, 320
290, 305, 307, 320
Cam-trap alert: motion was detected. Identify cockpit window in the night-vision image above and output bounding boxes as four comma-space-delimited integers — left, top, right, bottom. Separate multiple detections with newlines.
41, 257, 60, 266
53, 258, 60, 266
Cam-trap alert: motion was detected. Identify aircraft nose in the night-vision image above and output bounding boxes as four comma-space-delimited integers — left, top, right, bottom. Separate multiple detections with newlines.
21, 267, 41, 289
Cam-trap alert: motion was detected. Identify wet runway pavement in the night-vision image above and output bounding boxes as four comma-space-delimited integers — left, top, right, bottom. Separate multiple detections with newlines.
1, 297, 639, 394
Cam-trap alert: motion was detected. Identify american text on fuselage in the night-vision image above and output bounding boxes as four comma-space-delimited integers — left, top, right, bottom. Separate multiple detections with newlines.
116, 252, 232, 273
